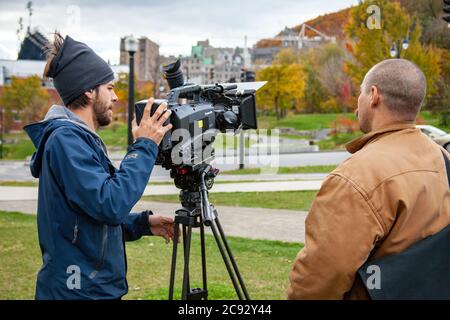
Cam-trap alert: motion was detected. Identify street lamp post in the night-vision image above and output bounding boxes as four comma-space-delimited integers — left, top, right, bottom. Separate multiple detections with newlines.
183, 66, 190, 83
390, 37, 409, 59
125, 35, 138, 151
0, 107, 4, 159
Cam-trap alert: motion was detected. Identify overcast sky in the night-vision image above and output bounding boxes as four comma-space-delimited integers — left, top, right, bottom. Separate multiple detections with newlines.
0, 0, 358, 63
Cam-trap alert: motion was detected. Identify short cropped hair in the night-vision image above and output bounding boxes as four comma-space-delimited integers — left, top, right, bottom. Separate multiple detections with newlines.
363, 59, 427, 119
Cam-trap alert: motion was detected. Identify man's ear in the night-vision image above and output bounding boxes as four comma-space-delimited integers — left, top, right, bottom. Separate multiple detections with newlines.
84, 89, 95, 100
370, 86, 381, 108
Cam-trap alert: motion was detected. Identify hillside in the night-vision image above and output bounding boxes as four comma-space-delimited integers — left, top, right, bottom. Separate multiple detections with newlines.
255, 7, 351, 48
291, 8, 352, 40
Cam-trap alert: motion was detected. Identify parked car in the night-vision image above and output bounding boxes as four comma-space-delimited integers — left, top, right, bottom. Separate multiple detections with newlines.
417, 125, 450, 152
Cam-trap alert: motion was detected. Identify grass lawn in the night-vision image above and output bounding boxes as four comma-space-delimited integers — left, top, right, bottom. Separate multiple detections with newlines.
317, 132, 361, 150
222, 165, 336, 175
1, 139, 35, 160
4, 111, 447, 159
258, 111, 450, 132
0, 181, 38, 187
279, 134, 313, 140
213, 133, 255, 150
143, 190, 317, 211
97, 123, 256, 152
420, 111, 450, 133
258, 113, 357, 131
0, 211, 302, 300
97, 122, 129, 150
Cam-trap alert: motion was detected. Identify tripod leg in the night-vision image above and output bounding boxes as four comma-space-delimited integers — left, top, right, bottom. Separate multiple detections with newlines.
182, 225, 193, 300
182, 225, 191, 294
168, 223, 180, 300
215, 217, 251, 300
210, 222, 244, 300
199, 218, 208, 299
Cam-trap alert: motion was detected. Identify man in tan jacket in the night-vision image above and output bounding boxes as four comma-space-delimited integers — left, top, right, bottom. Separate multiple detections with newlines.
287, 59, 450, 300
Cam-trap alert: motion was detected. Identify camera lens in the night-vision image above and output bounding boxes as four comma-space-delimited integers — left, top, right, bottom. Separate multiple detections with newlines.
163, 59, 184, 89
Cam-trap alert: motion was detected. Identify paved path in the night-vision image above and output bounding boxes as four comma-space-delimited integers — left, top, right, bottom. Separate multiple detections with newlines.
0, 178, 323, 201
0, 200, 307, 243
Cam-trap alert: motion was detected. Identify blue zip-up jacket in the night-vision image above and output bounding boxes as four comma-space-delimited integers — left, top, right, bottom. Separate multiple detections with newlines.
24, 105, 159, 300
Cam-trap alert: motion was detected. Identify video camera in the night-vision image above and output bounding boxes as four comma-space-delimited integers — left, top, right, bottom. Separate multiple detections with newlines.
135, 60, 265, 172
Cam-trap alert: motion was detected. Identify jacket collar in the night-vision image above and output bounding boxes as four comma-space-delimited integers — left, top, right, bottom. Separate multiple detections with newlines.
346, 123, 417, 154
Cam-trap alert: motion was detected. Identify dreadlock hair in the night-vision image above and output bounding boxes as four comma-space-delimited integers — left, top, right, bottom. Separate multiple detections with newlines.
43, 32, 64, 78
43, 32, 98, 109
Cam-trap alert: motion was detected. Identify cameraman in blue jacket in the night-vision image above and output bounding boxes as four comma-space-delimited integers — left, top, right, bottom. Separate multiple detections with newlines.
24, 33, 175, 300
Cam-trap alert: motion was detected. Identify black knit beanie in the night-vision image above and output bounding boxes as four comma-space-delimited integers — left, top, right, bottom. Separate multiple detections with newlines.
47, 36, 114, 106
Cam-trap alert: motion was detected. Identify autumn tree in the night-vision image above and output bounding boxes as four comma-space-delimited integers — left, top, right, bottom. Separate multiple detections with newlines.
273, 48, 301, 65
113, 72, 155, 122
256, 63, 305, 119
312, 44, 355, 112
302, 62, 327, 113
398, 0, 450, 50
114, 72, 154, 102
345, 0, 442, 98
283, 45, 355, 113
0, 75, 49, 131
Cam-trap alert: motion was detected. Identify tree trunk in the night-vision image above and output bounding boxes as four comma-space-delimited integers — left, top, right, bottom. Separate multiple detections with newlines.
275, 95, 280, 120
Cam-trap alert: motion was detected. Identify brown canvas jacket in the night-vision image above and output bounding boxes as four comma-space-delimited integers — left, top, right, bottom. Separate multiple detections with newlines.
287, 123, 450, 300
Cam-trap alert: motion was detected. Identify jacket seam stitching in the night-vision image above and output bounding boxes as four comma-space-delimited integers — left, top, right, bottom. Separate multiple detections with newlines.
329, 173, 388, 234
369, 169, 440, 194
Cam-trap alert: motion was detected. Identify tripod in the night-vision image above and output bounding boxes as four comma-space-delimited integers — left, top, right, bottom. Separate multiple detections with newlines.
168, 164, 250, 300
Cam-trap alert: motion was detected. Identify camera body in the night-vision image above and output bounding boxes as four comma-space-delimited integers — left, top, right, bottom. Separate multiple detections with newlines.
134, 60, 263, 170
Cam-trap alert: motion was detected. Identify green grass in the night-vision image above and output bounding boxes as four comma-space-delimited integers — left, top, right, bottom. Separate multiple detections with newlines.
317, 132, 361, 151
0, 181, 38, 187
4, 111, 447, 160
420, 111, 450, 133
259, 111, 450, 132
97, 124, 256, 151
222, 165, 337, 175
97, 122, 128, 150
279, 134, 313, 140
213, 134, 255, 150
258, 113, 357, 130
0, 211, 303, 300
143, 191, 317, 211
2, 139, 35, 160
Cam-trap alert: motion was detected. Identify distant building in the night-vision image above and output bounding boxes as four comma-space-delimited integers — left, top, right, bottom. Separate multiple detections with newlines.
252, 25, 336, 66
18, 30, 49, 61
0, 59, 50, 86
252, 43, 282, 67
120, 36, 160, 83
182, 40, 252, 85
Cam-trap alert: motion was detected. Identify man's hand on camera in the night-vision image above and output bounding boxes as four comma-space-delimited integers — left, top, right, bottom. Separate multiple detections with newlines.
132, 97, 172, 145
149, 215, 178, 243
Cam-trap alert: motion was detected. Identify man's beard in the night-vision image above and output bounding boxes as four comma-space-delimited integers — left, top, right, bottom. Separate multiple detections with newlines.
359, 116, 372, 134
356, 108, 372, 134
93, 98, 113, 127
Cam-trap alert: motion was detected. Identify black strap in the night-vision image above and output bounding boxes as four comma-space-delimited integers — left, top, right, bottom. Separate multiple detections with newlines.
443, 150, 450, 188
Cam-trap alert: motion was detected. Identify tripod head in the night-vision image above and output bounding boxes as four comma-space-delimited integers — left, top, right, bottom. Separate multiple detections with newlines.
170, 164, 219, 192
170, 163, 220, 226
